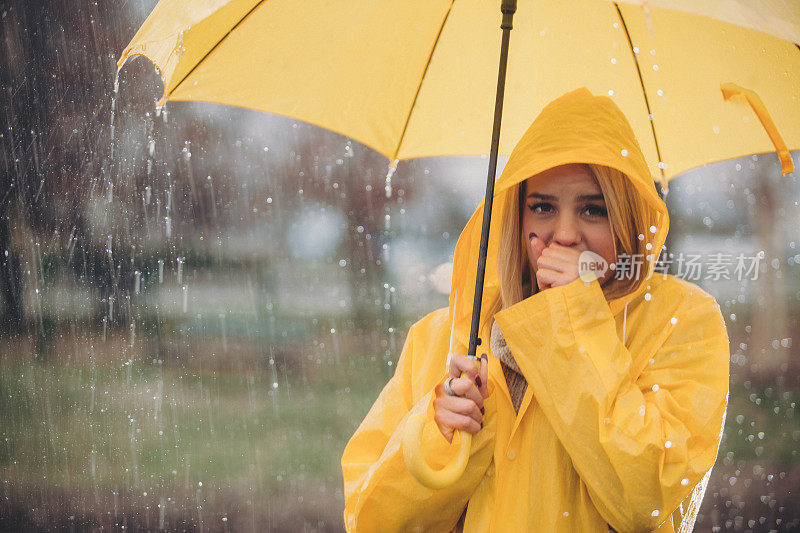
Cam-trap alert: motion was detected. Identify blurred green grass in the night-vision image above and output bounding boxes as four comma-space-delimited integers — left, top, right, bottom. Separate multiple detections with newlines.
0, 348, 391, 497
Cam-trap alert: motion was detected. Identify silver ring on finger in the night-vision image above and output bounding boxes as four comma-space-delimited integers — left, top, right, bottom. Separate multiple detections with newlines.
443, 377, 457, 396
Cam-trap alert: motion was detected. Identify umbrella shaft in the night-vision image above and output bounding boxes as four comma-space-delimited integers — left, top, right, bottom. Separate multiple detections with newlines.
468, 0, 516, 358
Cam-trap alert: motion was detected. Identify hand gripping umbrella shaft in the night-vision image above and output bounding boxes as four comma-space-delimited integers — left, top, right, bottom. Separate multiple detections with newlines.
402, 0, 516, 490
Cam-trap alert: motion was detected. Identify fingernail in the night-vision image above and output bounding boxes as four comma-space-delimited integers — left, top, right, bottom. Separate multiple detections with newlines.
475, 376, 482, 387
480, 422, 483, 429
480, 406, 485, 414
481, 352, 487, 360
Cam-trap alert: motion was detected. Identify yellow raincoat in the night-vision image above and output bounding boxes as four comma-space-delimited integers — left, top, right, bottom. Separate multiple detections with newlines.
341, 88, 730, 532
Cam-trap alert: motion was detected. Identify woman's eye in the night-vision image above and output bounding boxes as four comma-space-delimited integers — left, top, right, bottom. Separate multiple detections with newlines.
584, 204, 608, 217
528, 202, 553, 214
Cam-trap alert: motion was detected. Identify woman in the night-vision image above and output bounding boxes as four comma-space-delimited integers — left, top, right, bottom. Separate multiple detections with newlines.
341, 88, 730, 532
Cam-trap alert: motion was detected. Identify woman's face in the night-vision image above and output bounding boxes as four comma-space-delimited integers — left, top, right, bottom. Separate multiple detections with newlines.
521, 164, 617, 287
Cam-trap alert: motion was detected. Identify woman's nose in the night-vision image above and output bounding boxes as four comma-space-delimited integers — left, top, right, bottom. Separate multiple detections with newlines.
552, 216, 581, 246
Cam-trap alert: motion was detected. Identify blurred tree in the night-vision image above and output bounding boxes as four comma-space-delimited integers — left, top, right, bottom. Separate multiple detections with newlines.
0, 1, 155, 338
750, 169, 789, 385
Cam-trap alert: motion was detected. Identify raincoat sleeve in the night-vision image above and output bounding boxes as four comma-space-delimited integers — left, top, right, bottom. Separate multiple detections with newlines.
494, 277, 729, 532
341, 313, 496, 532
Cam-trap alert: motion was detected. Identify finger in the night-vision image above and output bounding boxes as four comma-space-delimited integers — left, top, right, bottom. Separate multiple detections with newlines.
529, 235, 547, 258
535, 254, 568, 273
539, 268, 575, 289
449, 377, 484, 410
478, 353, 489, 399
541, 243, 581, 263
433, 405, 455, 443
436, 394, 483, 424
535, 267, 558, 288
449, 353, 480, 381
435, 409, 482, 437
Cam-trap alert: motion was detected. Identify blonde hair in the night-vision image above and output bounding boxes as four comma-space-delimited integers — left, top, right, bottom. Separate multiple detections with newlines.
489, 164, 659, 317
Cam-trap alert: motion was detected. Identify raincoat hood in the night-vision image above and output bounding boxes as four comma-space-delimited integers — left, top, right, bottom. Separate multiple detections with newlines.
449, 87, 670, 348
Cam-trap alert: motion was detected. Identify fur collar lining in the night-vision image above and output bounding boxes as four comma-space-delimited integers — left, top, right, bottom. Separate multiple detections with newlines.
490, 320, 521, 375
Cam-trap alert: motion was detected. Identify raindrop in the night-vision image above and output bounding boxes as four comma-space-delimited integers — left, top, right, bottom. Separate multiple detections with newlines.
110, 70, 120, 158
620, 149, 628, 157
610, 58, 617, 65
652, 383, 660, 392
385, 159, 398, 198
670, 317, 678, 325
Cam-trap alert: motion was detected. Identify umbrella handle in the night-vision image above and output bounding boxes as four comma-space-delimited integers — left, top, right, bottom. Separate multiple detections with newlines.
401, 369, 475, 489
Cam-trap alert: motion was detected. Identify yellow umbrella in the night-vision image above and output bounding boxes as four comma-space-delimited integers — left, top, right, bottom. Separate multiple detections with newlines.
119, 0, 799, 186
119, 0, 800, 490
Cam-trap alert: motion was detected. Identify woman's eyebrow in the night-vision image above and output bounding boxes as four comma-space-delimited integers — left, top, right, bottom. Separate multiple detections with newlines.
526, 192, 605, 202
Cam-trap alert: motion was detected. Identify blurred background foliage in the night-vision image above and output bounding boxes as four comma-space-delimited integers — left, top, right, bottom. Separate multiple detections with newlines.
0, 1, 798, 531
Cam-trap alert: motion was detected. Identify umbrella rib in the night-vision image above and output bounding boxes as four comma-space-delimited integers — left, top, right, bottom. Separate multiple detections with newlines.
390, 0, 456, 161
169, 0, 266, 101
613, 3, 666, 186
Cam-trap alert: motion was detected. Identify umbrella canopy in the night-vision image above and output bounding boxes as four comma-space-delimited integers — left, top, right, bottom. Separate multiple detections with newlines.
119, 0, 800, 188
